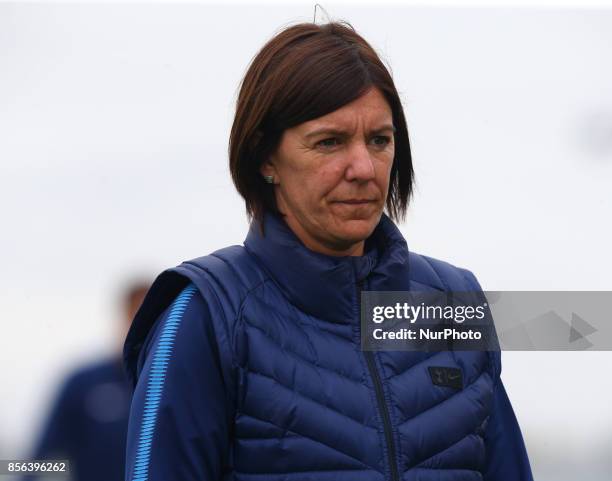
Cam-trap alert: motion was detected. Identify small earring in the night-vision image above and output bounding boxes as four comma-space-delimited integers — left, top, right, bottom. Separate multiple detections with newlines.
263, 175, 275, 184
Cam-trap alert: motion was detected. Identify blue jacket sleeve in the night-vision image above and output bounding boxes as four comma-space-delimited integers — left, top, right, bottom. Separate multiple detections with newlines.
483, 377, 534, 480
125, 283, 229, 481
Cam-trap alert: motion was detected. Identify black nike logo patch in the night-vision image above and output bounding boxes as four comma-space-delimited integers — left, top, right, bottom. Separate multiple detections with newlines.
428, 366, 463, 390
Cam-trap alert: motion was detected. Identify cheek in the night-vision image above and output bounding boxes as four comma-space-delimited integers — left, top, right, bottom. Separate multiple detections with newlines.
373, 156, 393, 191
280, 169, 328, 213
300, 164, 343, 197
321, 167, 347, 206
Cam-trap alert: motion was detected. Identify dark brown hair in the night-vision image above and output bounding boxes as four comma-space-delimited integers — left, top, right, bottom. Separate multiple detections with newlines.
229, 20, 414, 226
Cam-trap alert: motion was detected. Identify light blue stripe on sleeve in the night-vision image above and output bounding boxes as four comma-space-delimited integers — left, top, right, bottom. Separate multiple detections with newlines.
131, 283, 197, 481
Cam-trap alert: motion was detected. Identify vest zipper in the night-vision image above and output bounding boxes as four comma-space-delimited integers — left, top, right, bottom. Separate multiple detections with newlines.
356, 279, 400, 481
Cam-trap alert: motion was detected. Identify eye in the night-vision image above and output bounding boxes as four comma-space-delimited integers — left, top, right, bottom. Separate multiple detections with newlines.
371, 135, 392, 147
316, 137, 340, 149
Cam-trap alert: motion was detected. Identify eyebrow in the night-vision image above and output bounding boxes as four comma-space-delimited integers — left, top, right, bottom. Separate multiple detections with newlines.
304, 124, 396, 139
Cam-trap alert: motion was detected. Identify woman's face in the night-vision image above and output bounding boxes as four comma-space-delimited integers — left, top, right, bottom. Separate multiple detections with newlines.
261, 87, 395, 256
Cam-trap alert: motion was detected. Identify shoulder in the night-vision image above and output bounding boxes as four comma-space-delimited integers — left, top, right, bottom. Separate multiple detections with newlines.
139, 284, 217, 366
408, 250, 484, 292
175, 245, 270, 302
123, 280, 213, 388
141, 284, 208, 357
408, 250, 501, 378
123, 245, 268, 389
129, 283, 229, 387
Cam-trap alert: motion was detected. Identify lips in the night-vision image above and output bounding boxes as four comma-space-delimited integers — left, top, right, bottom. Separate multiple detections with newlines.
334, 199, 376, 204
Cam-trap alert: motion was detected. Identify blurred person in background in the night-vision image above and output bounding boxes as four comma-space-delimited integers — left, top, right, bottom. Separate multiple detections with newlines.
22, 279, 150, 481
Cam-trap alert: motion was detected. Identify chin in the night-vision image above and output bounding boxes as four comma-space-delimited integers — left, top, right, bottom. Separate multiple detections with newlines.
336, 218, 378, 243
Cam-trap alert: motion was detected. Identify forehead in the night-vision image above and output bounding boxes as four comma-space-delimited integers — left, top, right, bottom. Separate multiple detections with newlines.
297, 88, 392, 132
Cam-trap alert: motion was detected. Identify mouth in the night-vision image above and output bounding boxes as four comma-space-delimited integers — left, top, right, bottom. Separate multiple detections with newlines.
333, 199, 377, 205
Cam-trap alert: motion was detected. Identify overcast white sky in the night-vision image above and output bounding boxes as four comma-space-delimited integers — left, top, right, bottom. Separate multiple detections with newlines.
1, 3, 611, 480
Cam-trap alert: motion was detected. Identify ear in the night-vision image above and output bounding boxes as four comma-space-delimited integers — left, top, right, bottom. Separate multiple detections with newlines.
259, 154, 278, 179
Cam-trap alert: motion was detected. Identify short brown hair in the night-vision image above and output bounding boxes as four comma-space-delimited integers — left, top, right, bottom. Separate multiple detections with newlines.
229, 20, 414, 225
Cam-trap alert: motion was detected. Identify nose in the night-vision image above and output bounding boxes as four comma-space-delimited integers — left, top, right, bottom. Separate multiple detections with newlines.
345, 141, 376, 182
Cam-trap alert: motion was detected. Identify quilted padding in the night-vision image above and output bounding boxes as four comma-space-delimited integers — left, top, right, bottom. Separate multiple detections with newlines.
124, 210, 500, 481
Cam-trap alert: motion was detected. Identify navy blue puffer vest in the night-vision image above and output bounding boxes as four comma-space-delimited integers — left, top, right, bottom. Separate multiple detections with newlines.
124, 210, 501, 481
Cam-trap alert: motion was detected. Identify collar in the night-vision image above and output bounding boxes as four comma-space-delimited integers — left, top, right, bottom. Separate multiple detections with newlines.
243, 210, 413, 324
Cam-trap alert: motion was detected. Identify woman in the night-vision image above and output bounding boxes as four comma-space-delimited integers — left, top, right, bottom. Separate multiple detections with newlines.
123, 21, 533, 481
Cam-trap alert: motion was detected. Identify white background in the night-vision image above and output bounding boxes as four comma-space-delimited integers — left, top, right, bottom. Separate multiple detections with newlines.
1, 2, 611, 480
